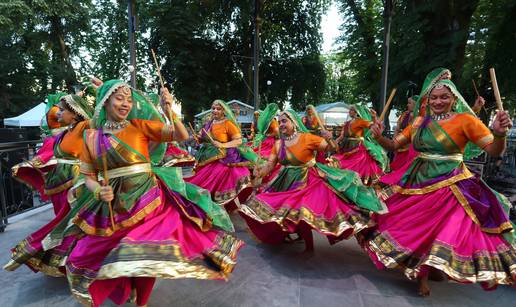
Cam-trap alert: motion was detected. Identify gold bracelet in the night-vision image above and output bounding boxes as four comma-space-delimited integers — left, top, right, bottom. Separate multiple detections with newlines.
493, 133, 507, 140
93, 185, 102, 201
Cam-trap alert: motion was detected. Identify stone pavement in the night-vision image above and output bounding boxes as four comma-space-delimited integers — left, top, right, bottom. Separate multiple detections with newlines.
0, 208, 514, 307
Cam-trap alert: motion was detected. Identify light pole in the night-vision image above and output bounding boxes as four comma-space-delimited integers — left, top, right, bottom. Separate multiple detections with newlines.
253, 0, 261, 111
128, 0, 137, 88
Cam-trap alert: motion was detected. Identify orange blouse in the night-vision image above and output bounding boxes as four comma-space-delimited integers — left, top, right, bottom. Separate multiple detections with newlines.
267, 119, 279, 135
272, 133, 324, 164
47, 106, 61, 129
81, 119, 174, 165
342, 119, 370, 137
210, 119, 241, 143
395, 114, 494, 151
59, 120, 90, 158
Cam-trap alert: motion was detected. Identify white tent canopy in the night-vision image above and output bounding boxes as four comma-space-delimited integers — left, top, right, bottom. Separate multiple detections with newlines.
3, 103, 45, 127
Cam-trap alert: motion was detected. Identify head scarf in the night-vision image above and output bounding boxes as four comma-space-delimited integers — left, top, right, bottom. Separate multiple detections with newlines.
414, 68, 452, 117
91, 79, 167, 163
41, 92, 67, 134
280, 109, 309, 133
212, 99, 240, 132
60, 94, 94, 120
253, 103, 279, 146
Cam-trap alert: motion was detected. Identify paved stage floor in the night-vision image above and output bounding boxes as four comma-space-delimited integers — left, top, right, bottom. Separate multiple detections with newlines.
1, 208, 514, 307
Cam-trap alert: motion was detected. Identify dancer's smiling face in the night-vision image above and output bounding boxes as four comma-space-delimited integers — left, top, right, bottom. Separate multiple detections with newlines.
105, 86, 133, 122
349, 107, 357, 118
279, 114, 295, 136
428, 86, 455, 115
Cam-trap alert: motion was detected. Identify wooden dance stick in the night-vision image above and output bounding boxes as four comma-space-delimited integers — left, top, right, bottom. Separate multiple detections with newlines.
379, 88, 397, 122
202, 128, 224, 155
489, 68, 504, 111
151, 49, 176, 123
188, 122, 200, 144
101, 149, 116, 231
472, 79, 487, 113
309, 105, 336, 148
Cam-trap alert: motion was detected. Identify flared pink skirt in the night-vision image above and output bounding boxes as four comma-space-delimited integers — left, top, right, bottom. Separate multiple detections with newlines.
185, 161, 250, 204
239, 168, 372, 244
9, 190, 72, 275
366, 186, 515, 289
254, 136, 276, 158
380, 145, 418, 185
332, 144, 382, 183
66, 186, 243, 306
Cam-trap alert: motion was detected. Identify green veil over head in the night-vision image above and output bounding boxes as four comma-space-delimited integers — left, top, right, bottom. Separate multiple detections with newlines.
60, 94, 94, 120
280, 109, 309, 134
212, 99, 240, 132
92, 79, 166, 164
414, 67, 452, 118
253, 103, 279, 146
41, 92, 67, 135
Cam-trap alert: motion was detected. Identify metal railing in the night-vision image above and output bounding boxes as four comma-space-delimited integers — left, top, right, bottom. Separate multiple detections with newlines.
0, 140, 47, 232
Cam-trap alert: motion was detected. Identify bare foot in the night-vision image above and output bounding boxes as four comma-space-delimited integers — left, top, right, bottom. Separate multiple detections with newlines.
417, 277, 431, 297
3, 259, 21, 271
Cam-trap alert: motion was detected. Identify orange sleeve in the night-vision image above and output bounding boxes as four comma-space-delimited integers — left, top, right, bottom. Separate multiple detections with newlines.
131, 119, 174, 143
394, 123, 412, 147
269, 119, 278, 130
462, 114, 494, 149
79, 130, 97, 176
47, 106, 61, 129
355, 119, 371, 129
225, 120, 242, 140
304, 133, 324, 151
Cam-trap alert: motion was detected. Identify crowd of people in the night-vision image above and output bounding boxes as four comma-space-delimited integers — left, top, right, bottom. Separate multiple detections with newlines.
3, 68, 515, 306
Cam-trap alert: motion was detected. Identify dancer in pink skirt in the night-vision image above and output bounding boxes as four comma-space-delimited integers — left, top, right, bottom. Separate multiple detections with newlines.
4, 94, 93, 275
330, 105, 388, 185
239, 109, 386, 251
186, 99, 257, 208
64, 80, 242, 307
368, 79, 515, 296
12, 92, 68, 203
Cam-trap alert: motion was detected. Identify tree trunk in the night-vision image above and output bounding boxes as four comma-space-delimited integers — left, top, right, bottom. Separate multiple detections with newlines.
49, 15, 78, 91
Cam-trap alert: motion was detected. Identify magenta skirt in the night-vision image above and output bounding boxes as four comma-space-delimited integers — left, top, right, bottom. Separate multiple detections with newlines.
185, 161, 250, 204
254, 136, 276, 158
9, 190, 73, 276
239, 168, 372, 244
332, 144, 382, 183
380, 145, 418, 185
366, 187, 515, 289
66, 186, 243, 306
11, 137, 57, 201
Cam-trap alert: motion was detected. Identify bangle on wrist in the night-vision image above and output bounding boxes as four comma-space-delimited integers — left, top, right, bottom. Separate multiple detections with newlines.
93, 185, 102, 200
493, 133, 507, 140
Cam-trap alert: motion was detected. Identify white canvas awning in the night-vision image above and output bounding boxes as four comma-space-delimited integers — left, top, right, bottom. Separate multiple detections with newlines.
4, 103, 46, 127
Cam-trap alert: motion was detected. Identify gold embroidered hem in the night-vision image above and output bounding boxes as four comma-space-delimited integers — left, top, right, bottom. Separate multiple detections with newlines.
72, 196, 162, 237
368, 234, 516, 286
387, 166, 473, 196
213, 175, 251, 204
240, 196, 372, 238
67, 235, 243, 305
449, 184, 513, 234
44, 179, 75, 196
162, 156, 196, 167
194, 151, 227, 170
10, 239, 66, 277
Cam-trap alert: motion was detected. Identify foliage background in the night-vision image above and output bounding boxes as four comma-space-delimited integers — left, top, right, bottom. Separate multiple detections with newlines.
0, 0, 514, 121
